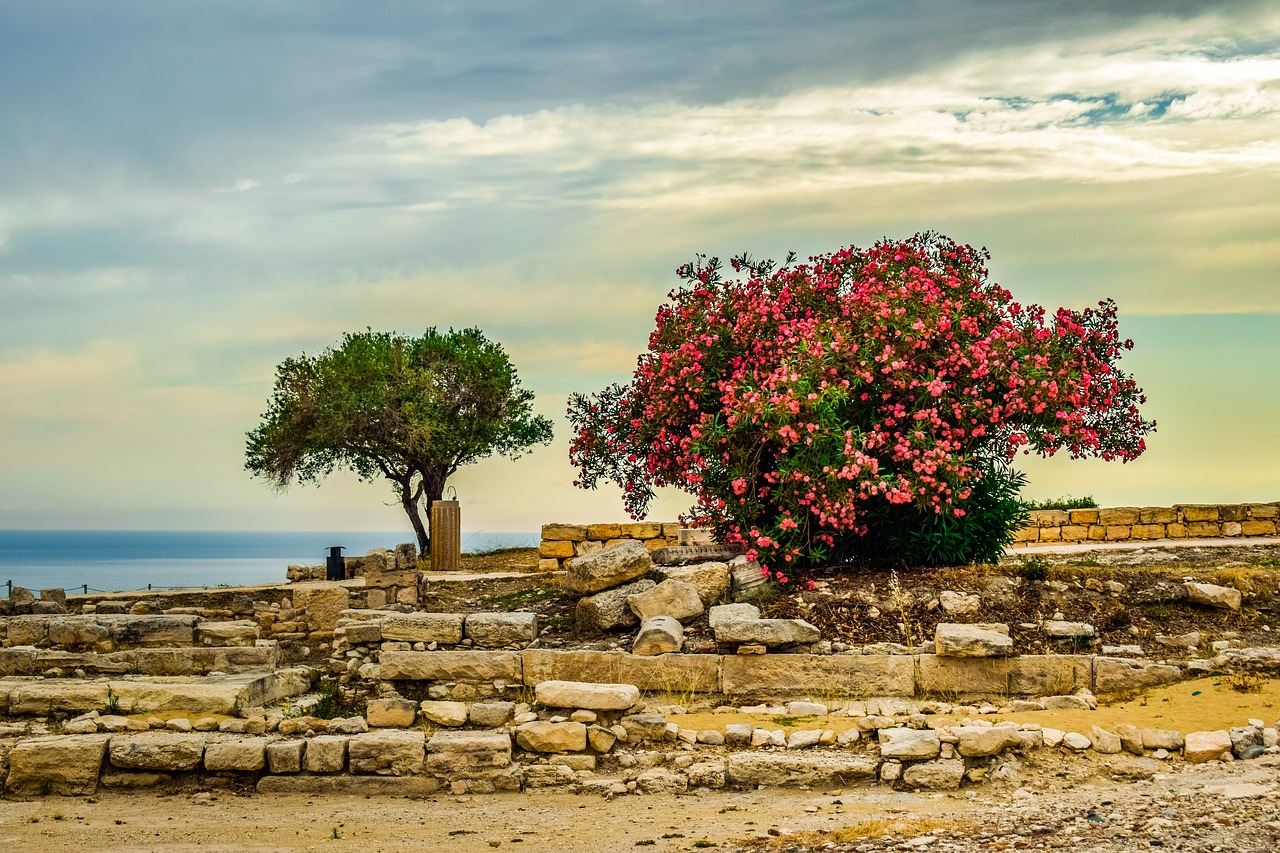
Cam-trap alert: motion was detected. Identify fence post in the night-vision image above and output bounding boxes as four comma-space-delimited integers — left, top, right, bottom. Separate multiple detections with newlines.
83, 584, 88, 595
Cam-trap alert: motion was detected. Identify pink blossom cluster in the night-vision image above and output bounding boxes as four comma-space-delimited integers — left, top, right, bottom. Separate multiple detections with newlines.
568, 233, 1153, 576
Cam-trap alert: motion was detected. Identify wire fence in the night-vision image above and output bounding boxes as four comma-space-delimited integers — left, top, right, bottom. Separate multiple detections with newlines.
3, 579, 226, 598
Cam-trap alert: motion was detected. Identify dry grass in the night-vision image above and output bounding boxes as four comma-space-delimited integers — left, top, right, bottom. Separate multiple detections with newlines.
759, 816, 966, 848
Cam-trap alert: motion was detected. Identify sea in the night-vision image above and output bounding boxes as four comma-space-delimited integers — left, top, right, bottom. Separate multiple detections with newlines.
0, 530, 538, 596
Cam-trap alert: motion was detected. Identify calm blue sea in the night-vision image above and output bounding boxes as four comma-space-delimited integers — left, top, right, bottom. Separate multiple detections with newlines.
0, 530, 537, 595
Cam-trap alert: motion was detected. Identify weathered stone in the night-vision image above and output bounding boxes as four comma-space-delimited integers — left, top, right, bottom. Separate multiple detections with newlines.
878, 728, 940, 759
938, 591, 982, 615
650, 545, 739, 567
563, 540, 652, 595
724, 752, 878, 787
620, 714, 671, 742
1090, 726, 1123, 754
729, 557, 768, 600
1043, 621, 1095, 639
464, 612, 538, 647
934, 623, 1012, 657
900, 758, 965, 790
687, 760, 727, 789
1107, 755, 1164, 779
348, 730, 425, 776
195, 621, 260, 647
522, 649, 720, 693
535, 680, 640, 710
542, 524, 588, 541
1229, 725, 1264, 757
1139, 728, 1184, 751
515, 721, 587, 752
587, 724, 618, 752
1113, 723, 1144, 755
6, 734, 110, 796
708, 603, 760, 629
1094, 658, 1184, 695
635, 767, 688, 793
203, 738, 267, 771
468, 702, 514, 728
426, 730, 511, 772
1185, 730, 1233, 763
367, 697, 418, 728
266, 740, 305, 773
1184, 582, 1242, 611
1062, 732, 1092, 750
379, 650, 522, 682
47, 617, 111, 648
292, 585, 351, 632
109, 733, 205, 770
722, 654, 915, 696
954, 726, 1022, 757
257, 775, 441, 796
575, 580, 656, 632
714, 617, 821, 647
381, 613, 465, 644
524, 764, 578, 787
303, 735, 348, 772
786, 729, 823, 750
628, 579, 705, 624
654, 562, 732, 608
419, 700, 469, 727
633, 615, 683, 656
327, 716, 369, 735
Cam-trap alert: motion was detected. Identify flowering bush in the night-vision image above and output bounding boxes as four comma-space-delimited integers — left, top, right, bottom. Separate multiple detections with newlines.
568, 233, 1153, 574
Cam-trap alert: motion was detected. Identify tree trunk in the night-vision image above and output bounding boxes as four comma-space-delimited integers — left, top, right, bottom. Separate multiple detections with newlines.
399, 477, 430, 553
418, 467, 448, 555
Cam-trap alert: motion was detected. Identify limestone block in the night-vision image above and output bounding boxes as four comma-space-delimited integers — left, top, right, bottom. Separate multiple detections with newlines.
1098, 507, 1140, 525
1113, 723, 1144, 755
539, 540, 575, 559
650, 545, 738, 567
724, 752, 878, 787
425, 730, 512, 772
954, 726, 1022, 757
537, 558, 561, 572
1069, 509, 1100, 524
633, 616, 684, 655
196, 621, 260, 647
523, 648, 720, 692
934, 623, 1012, 657
714, 617, 821, 647
1131, 524, 1166, 540
729, 557, 767, 600
6, 616, 50, 646
722, 653, 914, 697
619, 714, 671, 742
1034, 510, 1070, 526
109, 733, 205, 770
515, 721, 587, 752
1184, 730, 1232, 764
1039, 528, 1061, 542
1060, 525, 1089, 541
204, 738, 267, 771
292, 585, 350, 632
1139, 507, 1178, 524
541, 524, 588, 541
900, 758, 965, 790
621, 522, 661, 539
1104, 525, 1131, 540
878, 728, 940, 759
464, 612, 538, 647
348, 730, 426, 776
576, 580, 656, 632
938, 592, 981, 615
1186, 521, 1221, 537
9, 681, 111, 715
524, 764, 578, 787
687, 760, 727, 788
1090, 726, 1122, 754
708, 603, 760, 629
381, 613, 465, 644
367, 697, 418, 728
1012, 526, 1038, 543
587, 724, 618, 752
535, 680, 640, 710
48, 617, 110, 648
6, 735, 110, 796
1220, 504, 1248, 522
916, 655, 1091, 700
335, 622, 383, 644
379, 650, 522, 682
1247, 503, 1280, 519
1062, 732, 1092, 750
1138, 728, 1184, 751
419, 700, 469, 727
586, 523, 622, 540
655, 561, 731, 606
303, 735, 348, 773
1242, 520, 1278, 536
266, 740, 305, 773
1184, 582, 1242, 611
468, 702, 515, 728
628, 579, 705, 624
635, 767, 688, 793
1165, 523, 1187, 538
574, 540, 604, 558
1043, 621, 1094, 639
563, 540, 652, 595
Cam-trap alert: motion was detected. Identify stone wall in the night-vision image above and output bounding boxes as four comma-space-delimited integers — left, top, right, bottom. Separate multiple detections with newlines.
1014, 502, 1280, 545
537, 523, 687, 572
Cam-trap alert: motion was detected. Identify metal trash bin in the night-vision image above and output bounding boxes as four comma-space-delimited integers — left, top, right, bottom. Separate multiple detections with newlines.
326, 546, 345, 581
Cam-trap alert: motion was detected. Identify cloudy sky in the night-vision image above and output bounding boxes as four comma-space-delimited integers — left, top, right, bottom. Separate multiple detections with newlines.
2, 1, 1277, 536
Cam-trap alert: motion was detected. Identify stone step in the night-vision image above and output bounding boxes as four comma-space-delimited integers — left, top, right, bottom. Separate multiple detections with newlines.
0, 645, 278, 678
0, 667, 313, 717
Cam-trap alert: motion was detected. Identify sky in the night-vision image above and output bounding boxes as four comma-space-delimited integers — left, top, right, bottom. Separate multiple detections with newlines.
1, 1, 1278, 537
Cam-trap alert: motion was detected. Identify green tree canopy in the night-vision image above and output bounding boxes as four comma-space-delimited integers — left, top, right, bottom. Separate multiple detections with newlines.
246, 327, 553, 551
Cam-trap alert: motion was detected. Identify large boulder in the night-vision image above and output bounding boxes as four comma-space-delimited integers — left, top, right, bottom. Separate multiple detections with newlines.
563, 540, 652, 595
628, 579, 705, 624
576, 580, 656, 632
655, 561, 732, 606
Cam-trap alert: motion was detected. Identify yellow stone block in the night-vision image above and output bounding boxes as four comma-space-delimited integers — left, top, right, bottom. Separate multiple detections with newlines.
1139, 507, 1177, 524
1177, 505, 1219, 523
643, 539, 666, 553
1242, 520, 1278, 536
537, 558, 561, 573
1060, 525, 1088, 541
1221, 505, 1247, 522
1039, 527, 1061, 542
1246, 504, 1279, 519
604, 538, 627, 548
1098, 507, 1139, 525
622, 522, 662, 539
586, 524, 621, 540
1069, 509, 1100, 525
1131, 524, 1165, 540
539, 540, 576, 558
541, 524, 588, 542
662, 523, 682, 538
1035, 510, 1069, 527
1088, 525, 1106, 540
1105, 525, 1131, 540
1012, 526, 1039, 543
1165, 523, 1187, 539
1186, 521, 1221, 537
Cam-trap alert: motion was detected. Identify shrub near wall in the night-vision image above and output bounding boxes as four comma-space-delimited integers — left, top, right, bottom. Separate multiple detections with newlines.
1013, 502, 1280, 544
537, 523, 683, 571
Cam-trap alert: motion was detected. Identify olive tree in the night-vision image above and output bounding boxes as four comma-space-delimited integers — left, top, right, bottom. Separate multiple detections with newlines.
246, 327, 553, 551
